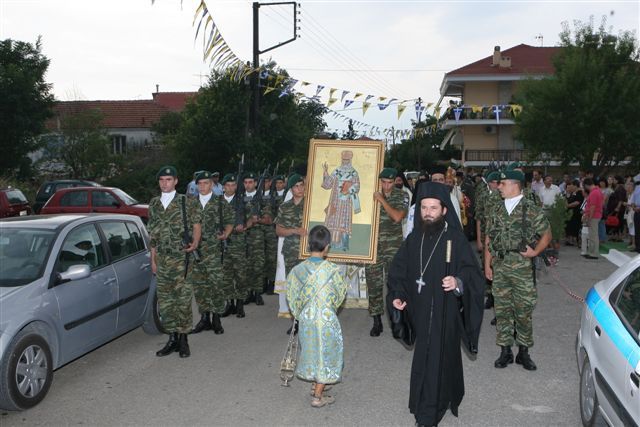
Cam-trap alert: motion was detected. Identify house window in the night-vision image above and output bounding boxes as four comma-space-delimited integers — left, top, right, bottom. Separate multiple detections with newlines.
111, 135, 127, 155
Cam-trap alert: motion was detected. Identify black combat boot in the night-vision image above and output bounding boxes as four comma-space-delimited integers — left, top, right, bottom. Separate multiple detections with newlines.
221, 300, 236, 317
156, 333, 179, 357
190, 312, 212, 334
244, 290, 256, 305
265, 279, 275, 295
484, 294, 494, 310
236, 299, 245, 318
490, 317, 497, 326
515, 346, 537, 371
370, 315, 383, 337
211, 313, 224, 334
255, 292, 264, 306
178, 333, 190, 358
286, 320, 299, 335
494, 346, 514, 368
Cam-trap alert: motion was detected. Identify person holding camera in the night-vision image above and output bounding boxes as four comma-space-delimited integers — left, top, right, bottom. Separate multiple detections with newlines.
148, 166, 202, 358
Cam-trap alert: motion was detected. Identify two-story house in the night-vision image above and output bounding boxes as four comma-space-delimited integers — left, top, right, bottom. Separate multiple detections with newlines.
438, 44, 561, 166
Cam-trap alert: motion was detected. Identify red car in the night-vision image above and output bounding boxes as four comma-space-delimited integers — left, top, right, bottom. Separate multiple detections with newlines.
40, 187, 148, 222
0, 188, 32, 218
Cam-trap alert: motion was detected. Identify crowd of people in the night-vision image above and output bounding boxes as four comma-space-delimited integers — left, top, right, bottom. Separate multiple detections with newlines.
146, 161, 640, 426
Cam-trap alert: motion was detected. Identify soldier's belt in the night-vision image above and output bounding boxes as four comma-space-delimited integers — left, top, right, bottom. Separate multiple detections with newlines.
495, 249, 521, 259
156, 246, 184, 256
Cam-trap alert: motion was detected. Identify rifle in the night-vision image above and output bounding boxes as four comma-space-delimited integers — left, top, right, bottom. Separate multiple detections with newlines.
234, 154, 246, 227
181, 196, 201, 279
268, 161, 280, 215
218, 196, 228, 262
252, 165, 271, 218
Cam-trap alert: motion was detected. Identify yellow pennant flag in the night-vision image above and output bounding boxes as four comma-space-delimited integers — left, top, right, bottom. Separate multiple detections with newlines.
354, 93, 363, 99
426, 102, 433, 109
511, 104, 523, 117
264, 86, 276, 95
327, 98, 338, 108
434, 106, 441, 120
329, 88, 337, 98
362, 102, 371, 116
275, 75, 284, 86
472, 104, 483, 113
301, 81, 310, 86
379, 96, 387, 102
397, 104, 407, 119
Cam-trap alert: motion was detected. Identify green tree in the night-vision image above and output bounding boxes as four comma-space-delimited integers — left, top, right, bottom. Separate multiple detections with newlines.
341, 119, 358, 140
0, 37, 55, 177
516, 17, 640, 176
53, 109, 115, 179
171, 65, 326, 180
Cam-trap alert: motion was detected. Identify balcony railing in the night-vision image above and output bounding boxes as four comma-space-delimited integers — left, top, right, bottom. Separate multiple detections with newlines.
465, 149, 528, 162
444, 104, 520, 121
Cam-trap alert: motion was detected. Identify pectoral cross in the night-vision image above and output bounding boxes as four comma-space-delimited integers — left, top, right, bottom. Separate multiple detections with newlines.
416, 278, 426, 294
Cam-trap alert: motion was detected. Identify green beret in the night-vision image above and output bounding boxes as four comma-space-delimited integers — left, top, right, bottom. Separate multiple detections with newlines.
486, 171, 501, 182
222, 173, 236, 184
287, 173, 304, 190
499, 170, 525, 183
274, 174, 285, 182
243, 172, 257, 181
157, 165, 177, 179
212, 171, 220, 177
195, 170, 212, 182
263, 173, 272, 180
506, 162, 524, 171
378, 167, 398, 179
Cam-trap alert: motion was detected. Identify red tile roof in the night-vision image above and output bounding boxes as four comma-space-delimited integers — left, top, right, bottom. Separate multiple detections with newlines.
447, 44, 562, 76
152, 91, 196, 111
46, 100, 172, 131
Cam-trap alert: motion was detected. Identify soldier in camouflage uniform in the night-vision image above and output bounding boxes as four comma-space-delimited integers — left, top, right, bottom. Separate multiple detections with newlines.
189, 171, 234, 335
148, 165, 202, 358
475, 171, 501, 310
365, 168, 409, 337
275, 174, 306, 276
242, 172, 271, 305
219, 173, 250, 318
484, 170, 551, 371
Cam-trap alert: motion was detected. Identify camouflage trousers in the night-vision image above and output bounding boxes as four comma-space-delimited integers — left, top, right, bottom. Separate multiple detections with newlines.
262, 224, 278, 282
365, 242, 400, 316
156, 253, 194, 334
492, 255, 537, 347
245, 227, 265, 293
222, 236, 248, 300
189, 243, 226, 314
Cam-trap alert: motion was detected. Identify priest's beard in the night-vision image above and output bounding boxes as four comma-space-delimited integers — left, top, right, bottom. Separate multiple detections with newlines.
420, 214, 446, 236
395, 183, 403, 189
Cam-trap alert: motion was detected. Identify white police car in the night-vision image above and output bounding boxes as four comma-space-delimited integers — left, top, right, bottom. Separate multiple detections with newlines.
576, 251, 640, 426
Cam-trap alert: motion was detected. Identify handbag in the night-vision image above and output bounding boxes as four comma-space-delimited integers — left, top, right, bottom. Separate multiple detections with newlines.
605, 214, 620, 227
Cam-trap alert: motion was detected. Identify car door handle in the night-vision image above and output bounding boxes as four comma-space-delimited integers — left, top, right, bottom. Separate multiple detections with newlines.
140, 263, 150, 270
631, 372, 640, 389
594, 325, 601, 337
103, 277, 117, 286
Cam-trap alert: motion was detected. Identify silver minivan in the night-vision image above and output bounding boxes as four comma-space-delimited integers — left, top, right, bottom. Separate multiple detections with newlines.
0, 214, 162, 411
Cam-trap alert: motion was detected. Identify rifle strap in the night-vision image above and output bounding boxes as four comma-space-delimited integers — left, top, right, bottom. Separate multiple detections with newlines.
181, 195, 189, 235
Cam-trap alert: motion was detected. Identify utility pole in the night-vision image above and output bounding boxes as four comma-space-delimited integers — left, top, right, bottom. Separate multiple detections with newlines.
251, 2, 298, 149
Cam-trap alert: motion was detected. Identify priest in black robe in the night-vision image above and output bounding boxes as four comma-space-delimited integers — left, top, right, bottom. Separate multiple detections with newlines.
388, 182, 484, 426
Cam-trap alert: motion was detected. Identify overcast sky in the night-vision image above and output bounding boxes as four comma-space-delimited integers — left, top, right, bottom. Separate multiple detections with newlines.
2, 0, 639, 134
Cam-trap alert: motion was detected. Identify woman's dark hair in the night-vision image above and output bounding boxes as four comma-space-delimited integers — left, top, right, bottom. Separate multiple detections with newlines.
571, 179, 581, 187
308, 225, 331, 252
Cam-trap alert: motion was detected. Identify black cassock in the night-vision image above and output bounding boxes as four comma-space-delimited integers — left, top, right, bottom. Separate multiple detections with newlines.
388, 223, 484, 426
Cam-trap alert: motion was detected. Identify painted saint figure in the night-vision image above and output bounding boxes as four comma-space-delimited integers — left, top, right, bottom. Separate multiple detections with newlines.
321, 150, 361, 250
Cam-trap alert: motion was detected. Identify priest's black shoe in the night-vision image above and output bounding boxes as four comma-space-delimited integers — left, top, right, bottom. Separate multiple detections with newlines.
236, 299, 245, 318
484, 294, 494, 310
211, 313, 224, 334
286, 320, 299, 335
255, 293, 264, 305
178, 333, 190, 358
156, 333, 179, 357
494, 346, 514, 368
370, 314, 383, 337
515, 346, 537, 371
190, 312, 212, 334
221, 300, 236, 317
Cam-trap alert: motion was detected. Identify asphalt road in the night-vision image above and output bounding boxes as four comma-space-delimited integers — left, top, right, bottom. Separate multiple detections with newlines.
1, 246, 622, 426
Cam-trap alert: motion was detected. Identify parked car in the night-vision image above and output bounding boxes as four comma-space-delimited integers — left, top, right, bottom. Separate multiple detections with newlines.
32, 180, 100, 214
40, 187, 149, 222
0, 188, 32, 218
576, 251, 640, 426
0, 214, 163, 411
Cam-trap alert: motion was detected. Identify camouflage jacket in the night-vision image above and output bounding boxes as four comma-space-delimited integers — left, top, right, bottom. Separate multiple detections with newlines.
485, 196, 550, 257
479, 190, 502, 235
474, 181, 489, 225
148, 193, 202, 256
275, 197, 304, 263
197, 194, 234, 251
378, 187, 409, 249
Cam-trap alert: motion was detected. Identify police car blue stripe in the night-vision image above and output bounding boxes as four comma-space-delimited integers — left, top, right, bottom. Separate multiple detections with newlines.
586, 287, 640, 369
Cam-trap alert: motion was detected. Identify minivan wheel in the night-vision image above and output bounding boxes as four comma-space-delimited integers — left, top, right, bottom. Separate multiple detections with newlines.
142, 291, 165, 335
0, 329, 53, 411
